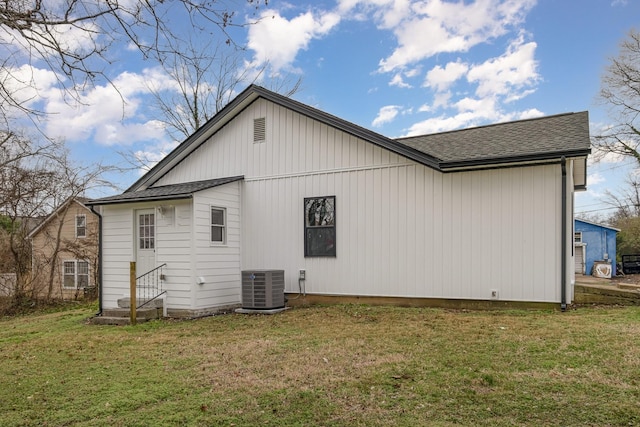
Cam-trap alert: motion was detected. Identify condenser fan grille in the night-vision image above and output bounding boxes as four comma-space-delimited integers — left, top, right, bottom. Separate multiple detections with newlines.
241, 270, 285, 309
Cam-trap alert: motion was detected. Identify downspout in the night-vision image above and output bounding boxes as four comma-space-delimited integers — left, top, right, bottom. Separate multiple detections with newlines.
90, 205, 103, 316
561, 157, 567, 312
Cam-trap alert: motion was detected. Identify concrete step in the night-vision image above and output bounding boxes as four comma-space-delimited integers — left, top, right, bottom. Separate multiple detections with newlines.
90, 306, 162, 325
617, 283, 640, 291
117, 297, 164, 309
102, 307, 162, 320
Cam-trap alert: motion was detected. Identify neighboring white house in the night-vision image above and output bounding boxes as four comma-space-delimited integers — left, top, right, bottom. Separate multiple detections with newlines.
87, 85, 591, 317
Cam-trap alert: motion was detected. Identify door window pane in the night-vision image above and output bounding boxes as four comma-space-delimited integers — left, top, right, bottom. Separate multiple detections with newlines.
139, 213, 155, 249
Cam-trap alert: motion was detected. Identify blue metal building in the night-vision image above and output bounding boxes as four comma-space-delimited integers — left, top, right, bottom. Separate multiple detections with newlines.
574, 219, 619, 276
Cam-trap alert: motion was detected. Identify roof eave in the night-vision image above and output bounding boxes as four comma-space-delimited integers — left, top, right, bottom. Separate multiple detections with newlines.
126, 86, 443, 192
439, 148, 591, 172
27, 198, 92, 238
575, 218, 621, 232
86, 193, 193, 207
126, 87, 261, 192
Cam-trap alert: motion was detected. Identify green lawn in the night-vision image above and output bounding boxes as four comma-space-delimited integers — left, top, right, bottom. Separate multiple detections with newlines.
1, 303, 639, 426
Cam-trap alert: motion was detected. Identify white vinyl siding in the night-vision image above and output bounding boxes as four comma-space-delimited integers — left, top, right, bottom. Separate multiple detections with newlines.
240, 163, 563, 303
100, 204, 135, 308
101, 201, 194, 310
155, 201, 192, 309
193, 183, 241, 309
210, 207, 226, 245
153, 99, 410, 188
153, 98, 567, 304
100, 97, 577, 308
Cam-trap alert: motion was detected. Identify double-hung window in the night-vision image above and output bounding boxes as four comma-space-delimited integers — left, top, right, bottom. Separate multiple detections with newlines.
211, 207, 226, 244
63, 260, 90, 289
76, 215, 86, 238
304, 196, 336, 257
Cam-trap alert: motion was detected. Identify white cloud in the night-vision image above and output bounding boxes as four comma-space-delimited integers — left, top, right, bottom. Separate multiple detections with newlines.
424, 60, 469, 92
372, 105, 402, 127
377, 0, 536, 72
467, 35, 539, 99
389, 73, 412, 88
389, 67, 422, 88
588, 172, 606, 186
589, 146, 628, 165
0, 64, 60, 111
247, 9, 341, 72
336, 0, 412, 27
413, 31, 540, 134
0, 19, 101, 65
43, 67, 174, 146
406, 113, 479, 135
134, 140, 180, 175
515, 108, 544, 120
405, 101, 540, 136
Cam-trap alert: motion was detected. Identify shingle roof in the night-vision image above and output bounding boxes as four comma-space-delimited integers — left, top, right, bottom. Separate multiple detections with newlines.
396, 111, 590, 169
101, 86, 590, 200
87, 176, 244, 206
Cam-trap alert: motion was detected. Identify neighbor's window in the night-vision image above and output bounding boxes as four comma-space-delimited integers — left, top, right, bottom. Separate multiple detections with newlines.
304, 196, 336, 257
211, 207, 226, 244
63, 260, 90, 289
574, 232, 582, 243
76, 214, 86, 238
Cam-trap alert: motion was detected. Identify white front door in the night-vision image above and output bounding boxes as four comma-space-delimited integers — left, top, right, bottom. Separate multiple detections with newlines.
136, 209, 156, 277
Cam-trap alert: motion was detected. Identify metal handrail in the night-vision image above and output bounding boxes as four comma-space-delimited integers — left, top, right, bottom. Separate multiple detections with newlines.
136, 263, 167, 309
136, 263, 167, 280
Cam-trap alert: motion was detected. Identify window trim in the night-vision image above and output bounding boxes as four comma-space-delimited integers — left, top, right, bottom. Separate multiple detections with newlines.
62, 259, 90, 289
75, 214, 87, 238
210, 206, 227, 245
304, 196, 336, 258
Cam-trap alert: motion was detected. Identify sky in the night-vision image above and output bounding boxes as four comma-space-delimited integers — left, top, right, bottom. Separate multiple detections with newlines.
4, 0, 640, 219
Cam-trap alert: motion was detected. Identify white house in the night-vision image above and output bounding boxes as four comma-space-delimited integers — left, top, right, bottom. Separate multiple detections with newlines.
87, 85, 591, 318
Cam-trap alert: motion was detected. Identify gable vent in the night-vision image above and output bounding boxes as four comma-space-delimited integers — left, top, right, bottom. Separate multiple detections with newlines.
253, 117, 266, 142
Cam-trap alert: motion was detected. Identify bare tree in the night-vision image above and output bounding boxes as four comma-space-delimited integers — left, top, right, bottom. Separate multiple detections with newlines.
0, 129, 116, 304
592, 29, 640, 164
602, 173, 640, 222
146, 38, 302, 141
0, 0, 269, 116
616, 216, 640, 258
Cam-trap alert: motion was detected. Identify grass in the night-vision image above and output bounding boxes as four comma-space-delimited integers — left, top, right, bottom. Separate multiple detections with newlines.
1, 304, 640, 426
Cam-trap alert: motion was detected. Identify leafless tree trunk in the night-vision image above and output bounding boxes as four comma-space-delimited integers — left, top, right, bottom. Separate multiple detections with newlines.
44, 204, 67, 300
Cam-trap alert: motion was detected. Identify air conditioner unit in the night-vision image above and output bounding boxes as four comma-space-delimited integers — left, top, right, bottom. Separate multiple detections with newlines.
241, 270, 285, 310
